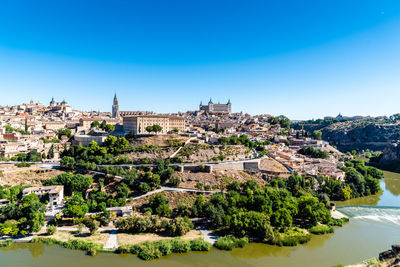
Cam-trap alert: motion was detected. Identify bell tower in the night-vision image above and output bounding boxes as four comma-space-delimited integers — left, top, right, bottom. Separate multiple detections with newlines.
112, 93, 120, 118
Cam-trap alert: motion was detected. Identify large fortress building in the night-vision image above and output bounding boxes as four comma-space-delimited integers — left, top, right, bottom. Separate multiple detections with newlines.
199, 99, 231, 114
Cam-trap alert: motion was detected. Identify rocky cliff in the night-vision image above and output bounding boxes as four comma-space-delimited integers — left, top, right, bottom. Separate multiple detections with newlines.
302, 122, 400, 152
375, 143, 400, 172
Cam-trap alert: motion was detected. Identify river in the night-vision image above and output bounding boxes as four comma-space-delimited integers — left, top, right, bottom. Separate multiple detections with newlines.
1, 171, 399, 267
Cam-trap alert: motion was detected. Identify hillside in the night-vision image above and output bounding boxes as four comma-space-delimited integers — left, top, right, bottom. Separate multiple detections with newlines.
301, 122, 400, 152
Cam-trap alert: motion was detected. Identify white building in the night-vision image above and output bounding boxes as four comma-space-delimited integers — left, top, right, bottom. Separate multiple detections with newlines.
22, 185, 64, 207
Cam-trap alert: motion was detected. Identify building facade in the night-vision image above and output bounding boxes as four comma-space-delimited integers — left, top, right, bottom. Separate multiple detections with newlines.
123, 115, 186, 135
199, 99, 231, 113
22, 185, 64, 207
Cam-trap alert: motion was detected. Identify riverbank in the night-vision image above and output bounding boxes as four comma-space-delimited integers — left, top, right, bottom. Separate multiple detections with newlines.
1, 170, 399, 266
0, 217, 349, 261
346, 244, 400, 267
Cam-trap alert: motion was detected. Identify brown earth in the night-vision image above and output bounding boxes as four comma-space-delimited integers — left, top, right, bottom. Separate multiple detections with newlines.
259, 158, 289, 172
129, 191, 204, 210
130, 135, 190, 147
0, 166, 65, 186
37, 230, 109, 246
123, 148, 174, 161
175, 169, 266, 189
178, 144, 253, 163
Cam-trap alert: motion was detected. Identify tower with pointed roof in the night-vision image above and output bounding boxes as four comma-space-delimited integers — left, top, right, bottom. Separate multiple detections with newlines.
227, 99, 232, 113
112, 93, 120, 118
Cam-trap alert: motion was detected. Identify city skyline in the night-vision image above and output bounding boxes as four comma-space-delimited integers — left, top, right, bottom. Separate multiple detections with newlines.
1, 1, 400, 119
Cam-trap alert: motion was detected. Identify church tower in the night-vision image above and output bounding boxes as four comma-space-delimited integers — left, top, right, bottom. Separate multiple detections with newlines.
112, 93, 120, 118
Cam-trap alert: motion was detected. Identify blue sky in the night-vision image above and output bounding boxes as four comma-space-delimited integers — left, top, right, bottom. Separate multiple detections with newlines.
0, 0, 400, 119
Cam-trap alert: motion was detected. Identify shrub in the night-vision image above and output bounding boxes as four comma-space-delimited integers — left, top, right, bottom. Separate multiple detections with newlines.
75, 223, 84, 234
46, 225, 57, 235
171, 239, 191, 253
195, 182, 204, 190
155, 240, 172, 256
137, 242, 162, 260
115, 214, 162, 234
214, 235, 248, 251
84, 219, 100, 235
168, 177, 181, 187
31, 237, 100, 256
328, 217, 349, 227
0, 240, 12, 247
139, 182, 151, 194
16, 162, 31, 168
309, 224, 334, 235
166, 217, 193, 236
177, 202, 192, 217
189, 238, 211, 251
270, 228, 311, 246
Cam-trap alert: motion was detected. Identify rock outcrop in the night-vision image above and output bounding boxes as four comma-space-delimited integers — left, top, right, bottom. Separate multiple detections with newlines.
320, 123, 400, 152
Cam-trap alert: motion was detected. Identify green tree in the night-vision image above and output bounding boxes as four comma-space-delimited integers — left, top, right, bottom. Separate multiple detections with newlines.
148, 193, 171, 217
166, 217, 193, 236
91, 120, 100, 128
60, 156, 76, 170
57, 129, 72, 139
63, 194, 89, 218
296, 195, 330, 227
153, 124, 163, 133
47, 145, 55, 159
229, 211, 274, 240
145, 125, 153, 133
103, 124, 115, 132
313, 130, 322, 140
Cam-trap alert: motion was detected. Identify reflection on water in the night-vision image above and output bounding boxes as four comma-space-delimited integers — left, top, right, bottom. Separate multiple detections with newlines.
384, 171, 400, 196
230, 243, 292, 259
335, 171, 400, 207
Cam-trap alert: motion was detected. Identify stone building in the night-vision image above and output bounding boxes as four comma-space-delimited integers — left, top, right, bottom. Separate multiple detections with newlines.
112, 93, 120, 119
112, 94, 152, 117
199, 99, 231, 114
123, 115, 186, 135
22, 185, 64, 207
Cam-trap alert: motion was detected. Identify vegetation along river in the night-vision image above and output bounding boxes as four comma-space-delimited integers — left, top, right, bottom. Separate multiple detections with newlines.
1, 170, 399, 267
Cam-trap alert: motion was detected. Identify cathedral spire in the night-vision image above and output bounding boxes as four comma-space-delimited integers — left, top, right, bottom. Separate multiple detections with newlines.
112, 93, 120, 118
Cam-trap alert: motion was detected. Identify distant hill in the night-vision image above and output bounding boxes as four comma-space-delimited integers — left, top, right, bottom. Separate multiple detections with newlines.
298, 121, 400, 152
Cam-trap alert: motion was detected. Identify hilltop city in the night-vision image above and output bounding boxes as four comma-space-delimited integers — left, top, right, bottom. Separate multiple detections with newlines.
0, 94, 390, 262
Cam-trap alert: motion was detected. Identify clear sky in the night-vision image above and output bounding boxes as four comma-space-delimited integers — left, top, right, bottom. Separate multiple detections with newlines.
1, 0, 400, 119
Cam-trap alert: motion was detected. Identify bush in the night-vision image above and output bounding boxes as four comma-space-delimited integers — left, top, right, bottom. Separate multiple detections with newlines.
309, 224, 334, 235
137, 242, 162, 260
214, 235, 248, 251
84, 219, 100, 235
31, 237, 100, 256
189, 238, 211, 251
166, 217, 193, 236
118, 239, 196, 260
327, 217, 349, 227
168, 177, 181, 187
74, 223, 84, 234
0, 240, 12, 247
16, 162, 31, 168
46, 225, 57, 235
171, 239, 190, 253
115, 214, 162, 234
270, 228, 311, 246
139, 183, 151, 194
195, 182, 203, 190
155, 240, 172, 256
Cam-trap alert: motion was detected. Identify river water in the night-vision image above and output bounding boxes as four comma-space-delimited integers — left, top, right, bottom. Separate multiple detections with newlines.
1, 171, 399, 267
